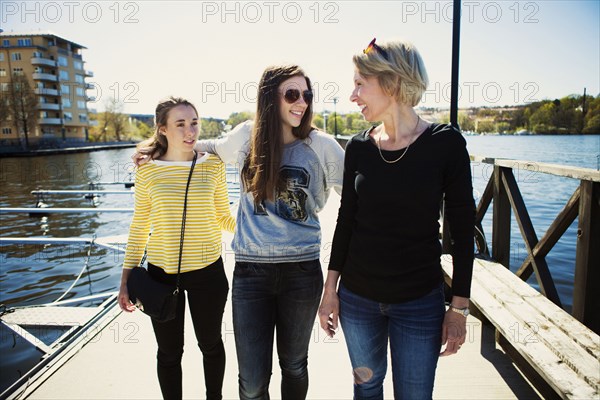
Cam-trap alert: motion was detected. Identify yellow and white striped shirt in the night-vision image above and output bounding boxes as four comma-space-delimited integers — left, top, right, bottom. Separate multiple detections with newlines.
123, 153, 235, 273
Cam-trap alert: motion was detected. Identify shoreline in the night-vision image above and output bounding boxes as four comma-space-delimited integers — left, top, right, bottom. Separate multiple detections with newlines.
0, 143, 138, 158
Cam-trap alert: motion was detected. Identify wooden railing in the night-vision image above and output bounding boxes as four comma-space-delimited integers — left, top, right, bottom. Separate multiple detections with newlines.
442, 156, 600, 334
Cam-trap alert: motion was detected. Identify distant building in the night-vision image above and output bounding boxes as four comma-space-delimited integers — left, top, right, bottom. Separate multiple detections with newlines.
0, 31, 95, 146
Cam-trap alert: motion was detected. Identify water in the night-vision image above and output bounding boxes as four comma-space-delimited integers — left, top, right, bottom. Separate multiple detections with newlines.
0, 148, 240, 392
0, 136, 598, 393
465, 134, 600, 311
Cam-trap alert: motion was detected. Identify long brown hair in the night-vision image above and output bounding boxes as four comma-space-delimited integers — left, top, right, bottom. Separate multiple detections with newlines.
137, 97, 198, 160
242, 65, 314, 203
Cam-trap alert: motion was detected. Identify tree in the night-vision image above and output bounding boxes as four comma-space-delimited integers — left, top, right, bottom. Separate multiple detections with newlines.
312, 114, 324, 130
105, 98, 128, 141
0, 88, 9, 129
201, 118, 223, 138
7, 73, 38, 149
227, 111, 254, 128
458, 112, 475, 132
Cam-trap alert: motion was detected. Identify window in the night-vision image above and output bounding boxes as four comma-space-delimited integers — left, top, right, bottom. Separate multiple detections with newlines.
62, 98, 72, 108
12, 68, 24, 76
79, 114, 88, 122
0, 69, 5, 77
75, 74, 84, 84
0, 53, 3, 61
60, 84, 70, 94
3, 40, 9, 47
58, 56, 68, 67
64, 112, 73, 121
33, 51, 43, 58
1, 83, 9, 92
17, 38, 32, 46
2, 128, 13, 135
74, 61, 83, 70
77, 101, 86, 109
76, 87, 84, 96
11, 53, 21, 61
59, 70, 69, 81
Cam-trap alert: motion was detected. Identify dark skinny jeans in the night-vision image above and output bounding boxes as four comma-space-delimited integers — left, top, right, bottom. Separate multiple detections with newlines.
148, 257, 228, 400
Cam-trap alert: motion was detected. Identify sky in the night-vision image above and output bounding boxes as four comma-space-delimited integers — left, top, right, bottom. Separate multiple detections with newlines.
2, 0, 599, 119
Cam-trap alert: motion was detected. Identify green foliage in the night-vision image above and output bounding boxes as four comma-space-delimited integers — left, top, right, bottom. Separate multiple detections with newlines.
227, 112, 254, 128
312, 114, 324, 129
201, 118, 223, 138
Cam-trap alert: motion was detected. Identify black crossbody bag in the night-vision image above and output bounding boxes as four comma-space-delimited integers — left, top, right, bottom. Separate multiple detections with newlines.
127, 152, 197, 322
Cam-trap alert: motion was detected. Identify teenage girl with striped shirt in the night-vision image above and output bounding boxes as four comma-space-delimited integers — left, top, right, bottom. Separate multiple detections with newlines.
118, 97, 235, 400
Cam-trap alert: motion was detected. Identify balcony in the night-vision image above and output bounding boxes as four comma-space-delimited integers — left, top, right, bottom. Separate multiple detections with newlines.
85, 83, 95, 90
32, 73, 58, 82
34, 88, 60, 96
38, 103, 61, 111
31, 57, 57, 67
39, 118, 63, 125
85, 96, 97, 102
85, 70, 94, 77
88, 108, 97, 114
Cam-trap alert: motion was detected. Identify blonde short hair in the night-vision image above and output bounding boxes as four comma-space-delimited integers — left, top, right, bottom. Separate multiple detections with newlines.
353, 40, 429, 107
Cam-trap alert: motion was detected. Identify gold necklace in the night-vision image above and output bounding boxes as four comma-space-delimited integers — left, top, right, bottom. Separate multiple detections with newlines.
376, 116, 421, 164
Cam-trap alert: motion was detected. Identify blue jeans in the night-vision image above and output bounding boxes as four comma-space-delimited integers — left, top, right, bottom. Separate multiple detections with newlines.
232, 259, 323, 400
339, 282, 445, 400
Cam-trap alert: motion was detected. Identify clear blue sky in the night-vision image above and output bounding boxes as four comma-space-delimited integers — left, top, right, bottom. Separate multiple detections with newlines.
2, 0, 599, 118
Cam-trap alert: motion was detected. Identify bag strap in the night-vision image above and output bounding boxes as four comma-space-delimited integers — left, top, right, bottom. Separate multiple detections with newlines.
174, 151, 198, 292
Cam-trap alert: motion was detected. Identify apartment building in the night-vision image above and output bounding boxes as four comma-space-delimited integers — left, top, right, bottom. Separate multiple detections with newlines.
0, 31, 94, 146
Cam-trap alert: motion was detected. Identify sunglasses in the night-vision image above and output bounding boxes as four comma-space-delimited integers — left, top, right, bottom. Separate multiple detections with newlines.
363, 37, 389, 60
282, 88, 313, 104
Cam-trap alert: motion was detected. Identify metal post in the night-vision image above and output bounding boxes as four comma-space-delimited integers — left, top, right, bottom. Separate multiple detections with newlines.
333, 97, 338, 137
450, 0, 461, 129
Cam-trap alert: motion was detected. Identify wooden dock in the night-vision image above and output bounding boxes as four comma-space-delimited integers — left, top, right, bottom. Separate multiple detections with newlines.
20, 191, 544, 400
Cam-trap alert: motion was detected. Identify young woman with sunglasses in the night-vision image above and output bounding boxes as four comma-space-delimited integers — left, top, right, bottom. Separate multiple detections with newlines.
318, 39, 475, 399
119, 97, 235, 400
133, 65, 344, 399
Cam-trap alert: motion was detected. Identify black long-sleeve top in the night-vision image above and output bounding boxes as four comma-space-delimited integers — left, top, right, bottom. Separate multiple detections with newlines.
329, 123, 475, 303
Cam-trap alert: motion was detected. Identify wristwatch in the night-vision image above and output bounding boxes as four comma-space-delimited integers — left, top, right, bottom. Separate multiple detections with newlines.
450, 306, 470, 317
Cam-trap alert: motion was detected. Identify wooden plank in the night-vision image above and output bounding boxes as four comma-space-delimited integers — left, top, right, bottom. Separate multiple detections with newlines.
470, 156, 600, 183
496, 333, 561, 400
493, 159, 600, 183
501, 169, 561, 306
476, 175, 493, 225
480, 258, 600, 360
467, 276, 597, 399
472, 263, 599, 390
573, 181, 600, 334
516, 187, 580, 279
441, 258, 600, 398
492, 166, 511, 268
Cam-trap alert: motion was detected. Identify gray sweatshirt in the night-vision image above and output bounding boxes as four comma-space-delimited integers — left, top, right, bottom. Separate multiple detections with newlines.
198, 120, 344, 263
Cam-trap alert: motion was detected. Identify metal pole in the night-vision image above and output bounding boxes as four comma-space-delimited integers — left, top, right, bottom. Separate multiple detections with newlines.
450, 0, 461, 129
333, 98, 339, 137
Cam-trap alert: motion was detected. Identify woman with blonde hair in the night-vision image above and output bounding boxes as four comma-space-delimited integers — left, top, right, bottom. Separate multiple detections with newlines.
119, 97, 235, 400
318, 39, 475, 399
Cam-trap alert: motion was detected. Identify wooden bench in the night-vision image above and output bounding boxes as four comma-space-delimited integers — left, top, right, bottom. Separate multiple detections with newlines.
442, 256, 600, 400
